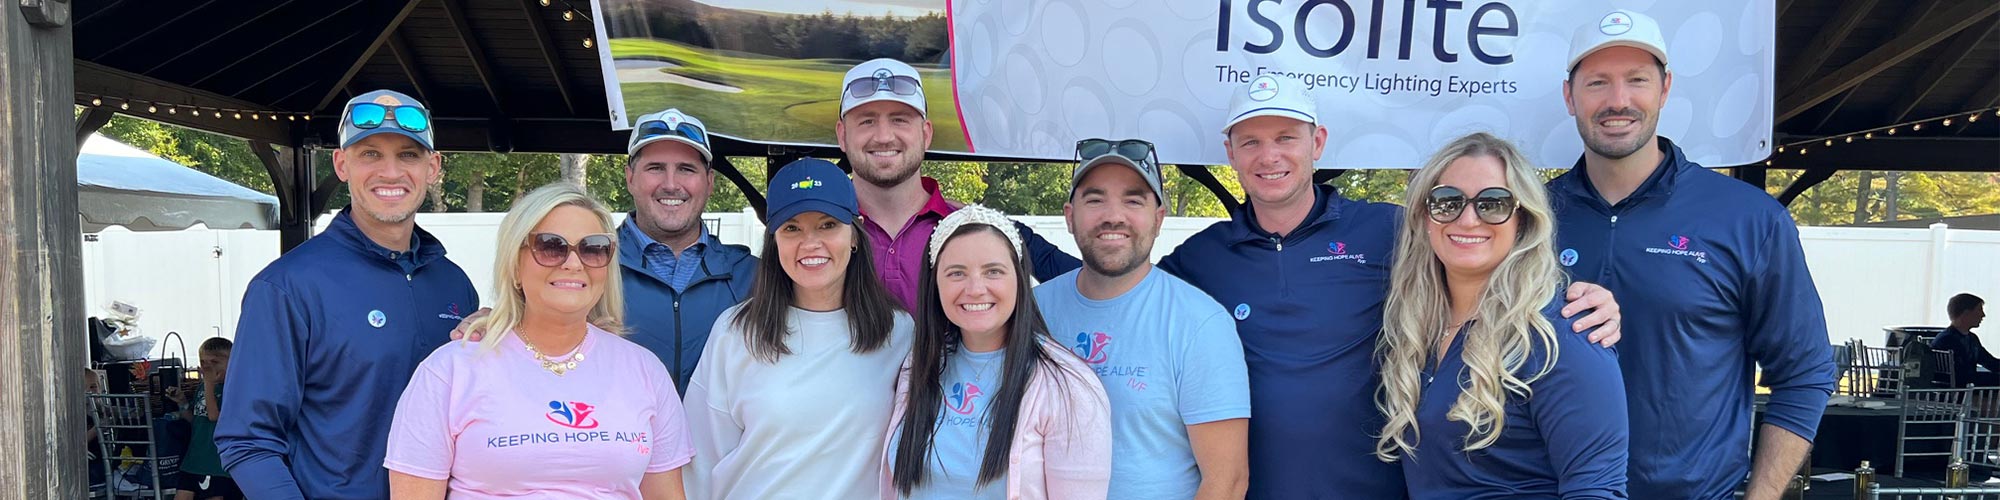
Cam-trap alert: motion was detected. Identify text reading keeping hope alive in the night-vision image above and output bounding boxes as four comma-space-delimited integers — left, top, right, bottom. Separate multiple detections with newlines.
488, 431, 649, 448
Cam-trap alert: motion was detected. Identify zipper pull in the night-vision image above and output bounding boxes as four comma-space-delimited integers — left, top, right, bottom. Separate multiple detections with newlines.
1272, 236, 1283, 252
406, 274, 412, 282
1610, 215, 1619, 225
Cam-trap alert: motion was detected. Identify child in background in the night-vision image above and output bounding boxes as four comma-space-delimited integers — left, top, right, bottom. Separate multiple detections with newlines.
168, 338, 239, 500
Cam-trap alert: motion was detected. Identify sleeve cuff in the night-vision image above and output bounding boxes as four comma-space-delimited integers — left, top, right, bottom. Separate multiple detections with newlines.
1182, 407, 1251, 426
1763, 388, 1832, 442
384, 460, 451, 481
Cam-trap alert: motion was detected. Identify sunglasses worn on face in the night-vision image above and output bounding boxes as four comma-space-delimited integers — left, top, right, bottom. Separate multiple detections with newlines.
348, 103, 430, 133
634, 120, 710, 150
845, 74, 922, 100
1075, 138, 1162, 177
1426, 186, 1518, 225
527, 233, 616, 268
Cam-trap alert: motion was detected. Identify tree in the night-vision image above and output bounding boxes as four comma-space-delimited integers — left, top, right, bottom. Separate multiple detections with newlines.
560, 154, 591, 190
1162, 165, 1244, 217
979, 163, 1070, 215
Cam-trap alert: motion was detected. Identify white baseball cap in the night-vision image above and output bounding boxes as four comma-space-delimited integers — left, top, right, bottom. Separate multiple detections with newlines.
627, 108, 712, 162
1222, 74, 1318, 135
1567, 10, 1670, 73
840, 58, 927, 118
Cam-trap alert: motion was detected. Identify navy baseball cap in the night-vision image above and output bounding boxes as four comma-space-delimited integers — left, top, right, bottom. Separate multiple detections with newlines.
339, 90, 435, 150
765, 158, 858, 231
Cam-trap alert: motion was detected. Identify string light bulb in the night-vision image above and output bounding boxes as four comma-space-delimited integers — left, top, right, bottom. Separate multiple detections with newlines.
1913, 123, 1923, 131
1943, 118, 1953, 126
90, 97, 102, 106
148, 105, 158, 113
1824, 140, 1832, 146
1799, 148, 1807, 155
233, 112, 242, 119
119, 102, 129, 110
563, 10, 575, 21
1865, 132, 1874, 139
582, 37, 594, 48
1777, 146, 1785, 153
288, 115, 296, 121
1887, 128, 1897, 135
1845, 136, 1853, 143
1970, 113, 1980, 123
168, 107, 177, 115
539, 0, 549, 5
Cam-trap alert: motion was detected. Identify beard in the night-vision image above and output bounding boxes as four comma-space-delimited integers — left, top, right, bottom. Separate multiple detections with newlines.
1579, 109, 1655, 160
853, 156, 921, 188
1078, 226, 1154, 278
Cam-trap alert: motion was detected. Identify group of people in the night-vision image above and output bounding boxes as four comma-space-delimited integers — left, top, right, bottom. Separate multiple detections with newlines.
205, 9, 1843, 500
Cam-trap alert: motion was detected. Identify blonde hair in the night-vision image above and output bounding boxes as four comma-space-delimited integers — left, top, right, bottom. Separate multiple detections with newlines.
1375, 132, 1565, 461
471, 183, 625, 352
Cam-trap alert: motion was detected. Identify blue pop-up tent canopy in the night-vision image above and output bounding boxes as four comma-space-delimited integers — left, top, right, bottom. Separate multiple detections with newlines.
77, 133, 279, 232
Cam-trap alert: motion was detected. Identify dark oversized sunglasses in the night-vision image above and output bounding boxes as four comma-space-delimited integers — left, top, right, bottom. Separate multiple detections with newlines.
1075, 138, 1161, 176
634, 119, 709, 150
526, 233, 616, 268
348, 103, 430, 133
844, 74, 922, 99
1426, 186, 1518, 225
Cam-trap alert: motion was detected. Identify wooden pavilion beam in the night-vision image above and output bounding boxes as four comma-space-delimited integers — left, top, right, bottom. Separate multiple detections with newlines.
310, 0, 425, 113
518, 0, 578, 114
1882, 17, 1997, 124
1777, 1, 2000, 122
1780, 0, 1876, 92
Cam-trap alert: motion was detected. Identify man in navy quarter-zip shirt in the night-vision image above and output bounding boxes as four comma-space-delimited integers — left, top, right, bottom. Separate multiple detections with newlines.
1158, 76, 1627, 499
217, 90, 479, 500
447, 108, 756, 393
609, 109, 757, 393
1549, 10, 1836, 500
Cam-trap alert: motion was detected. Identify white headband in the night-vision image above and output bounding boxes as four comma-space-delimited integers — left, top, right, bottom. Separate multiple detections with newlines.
927, 204, 1025, 265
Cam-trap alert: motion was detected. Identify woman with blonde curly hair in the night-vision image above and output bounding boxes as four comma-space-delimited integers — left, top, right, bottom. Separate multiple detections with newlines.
385, 183, 692, 499
1374, 133, 1628, 499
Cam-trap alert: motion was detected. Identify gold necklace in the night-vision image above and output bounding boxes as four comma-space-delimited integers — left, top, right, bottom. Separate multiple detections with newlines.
520, 333, 587, 376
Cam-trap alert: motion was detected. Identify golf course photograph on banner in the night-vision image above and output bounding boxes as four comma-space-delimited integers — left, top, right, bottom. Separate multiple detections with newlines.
590, 0, 1775, 169
591, 0, 962, 149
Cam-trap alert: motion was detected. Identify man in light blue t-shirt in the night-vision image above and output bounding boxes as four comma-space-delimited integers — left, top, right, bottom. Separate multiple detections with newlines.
1035, 138, 1251, 500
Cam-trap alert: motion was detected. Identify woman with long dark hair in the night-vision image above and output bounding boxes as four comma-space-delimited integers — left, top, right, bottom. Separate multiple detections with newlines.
683, 158, 913, 499
1373, 133, 1628, 499
882, 205, 1110, 500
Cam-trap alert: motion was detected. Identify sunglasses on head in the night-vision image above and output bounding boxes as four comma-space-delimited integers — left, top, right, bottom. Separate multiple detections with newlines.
348, 103, 430, 133
1075, 138, 1161, 177
844, 74, 922, 100
634, 119, 710, 151
525, 233, 616, 268
1426, 186, 1519, 225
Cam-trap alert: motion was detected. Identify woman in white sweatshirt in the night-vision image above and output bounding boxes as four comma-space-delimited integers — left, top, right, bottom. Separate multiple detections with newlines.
684, 158, 913, 499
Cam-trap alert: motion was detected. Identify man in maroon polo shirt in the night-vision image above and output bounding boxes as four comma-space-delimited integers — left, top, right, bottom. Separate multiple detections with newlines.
833, 58, 1080, 309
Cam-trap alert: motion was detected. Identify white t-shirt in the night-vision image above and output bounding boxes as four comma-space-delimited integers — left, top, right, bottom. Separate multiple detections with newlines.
685, 304, 915, 500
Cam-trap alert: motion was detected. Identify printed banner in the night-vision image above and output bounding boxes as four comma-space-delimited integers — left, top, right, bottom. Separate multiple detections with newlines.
592, 0, 1774, 168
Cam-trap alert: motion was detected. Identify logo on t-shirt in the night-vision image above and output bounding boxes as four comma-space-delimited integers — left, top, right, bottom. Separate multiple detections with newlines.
546, 400, 600, 429
1560, 248, 1579, 267
437, 303, 465, 321
1071, 332, 1111, 365
1645, 234, 1709, 264
947, 382, 984, 415
1233, 303, 1251, 321
367, 310, 387, 328
1310, 241, 1368, 263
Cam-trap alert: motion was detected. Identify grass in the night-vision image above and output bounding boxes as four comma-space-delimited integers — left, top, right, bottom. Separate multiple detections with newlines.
609, 38, 969, 152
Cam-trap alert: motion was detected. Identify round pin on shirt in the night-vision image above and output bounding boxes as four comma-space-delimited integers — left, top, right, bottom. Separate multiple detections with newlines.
1233, 303, 1252, 321
368, 310, 388, 328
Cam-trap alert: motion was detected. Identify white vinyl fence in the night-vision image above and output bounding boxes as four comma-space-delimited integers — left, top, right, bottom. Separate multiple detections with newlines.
81, 210, 1998, 358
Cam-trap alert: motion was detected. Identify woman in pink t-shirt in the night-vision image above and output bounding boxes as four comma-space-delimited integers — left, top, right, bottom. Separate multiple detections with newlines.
386, 183, 694, 499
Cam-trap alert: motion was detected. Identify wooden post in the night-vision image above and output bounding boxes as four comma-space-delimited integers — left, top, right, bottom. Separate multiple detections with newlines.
0, 1, 88, 499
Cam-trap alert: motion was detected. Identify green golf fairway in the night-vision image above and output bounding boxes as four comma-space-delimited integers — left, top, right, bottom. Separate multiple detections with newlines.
610, 38, 970, 152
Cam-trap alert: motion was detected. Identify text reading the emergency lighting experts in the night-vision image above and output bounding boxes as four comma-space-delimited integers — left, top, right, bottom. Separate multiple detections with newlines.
1217, 0, 1520, 65
1215, 66, 1519, 97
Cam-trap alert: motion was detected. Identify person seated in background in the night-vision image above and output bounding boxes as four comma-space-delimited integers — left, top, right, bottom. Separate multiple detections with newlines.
167, 338, 240, 500
1932, 293, 1994, 387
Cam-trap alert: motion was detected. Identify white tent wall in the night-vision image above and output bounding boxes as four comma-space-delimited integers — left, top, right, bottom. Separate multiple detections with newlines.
81, 213, 1999, 357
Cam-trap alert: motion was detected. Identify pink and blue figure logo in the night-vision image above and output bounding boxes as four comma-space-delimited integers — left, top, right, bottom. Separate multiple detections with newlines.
947, 382, 984, 415
1072, 332, 1111, 365
1329, 242, 1348, 255
546, 400, 600, 429
1668, 235, 1692, 251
